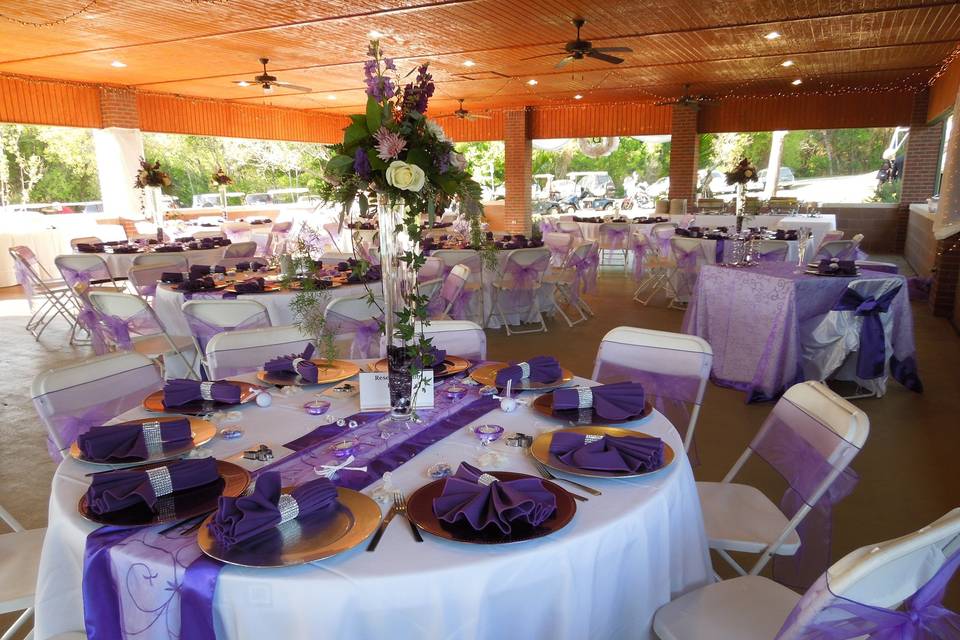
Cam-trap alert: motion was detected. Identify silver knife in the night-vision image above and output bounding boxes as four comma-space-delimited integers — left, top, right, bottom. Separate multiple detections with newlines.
366, 502, 398, 551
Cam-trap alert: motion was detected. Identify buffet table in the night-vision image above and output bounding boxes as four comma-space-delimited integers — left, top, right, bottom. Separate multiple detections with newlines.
35, 368, 711, 640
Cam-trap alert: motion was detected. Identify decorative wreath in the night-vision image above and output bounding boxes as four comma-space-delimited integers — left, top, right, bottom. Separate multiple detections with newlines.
578, 137, 620, 158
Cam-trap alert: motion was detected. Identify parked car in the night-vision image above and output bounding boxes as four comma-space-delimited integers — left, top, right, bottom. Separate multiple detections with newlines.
757, 167, 797, 190
244, 193, 273, 205
646, 176, 670, 198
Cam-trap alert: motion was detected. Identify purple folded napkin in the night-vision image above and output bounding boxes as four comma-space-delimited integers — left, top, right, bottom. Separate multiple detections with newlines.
163, 379, 242, 407
264, 343, 318, 382
235, 261, 250, 272
414, 346, 447, 370
77, 418, 192, 462
161, 272, 184, 283
494, 355, 561, 386
178, 277, 216, 292
548, 431, 664, 473
432, 462, 557, 534
176, 236, 194, 243
213, 265, 226, 274
86, 457, 221, 515
189, 265, 212, 277
76, 243, 103, 253
208, 471, 338, 549
155, 245, 184, 253
553, 382, 645, 420
234, 277, 265, 293
112, 245, 139, 254
818, 258, 857, 276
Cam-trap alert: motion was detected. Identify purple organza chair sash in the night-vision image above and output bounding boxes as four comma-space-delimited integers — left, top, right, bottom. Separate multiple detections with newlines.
440, 254, 482, 279
12, 253, 37, 298
760, 245, 790, 262
751, 398, 861, 589
832, 284, 902, 380
654, 229, 674, 255
540, 219, 557, 235
325, 309, 382, 358
631, 237, 649, 280
97, 308, 163, 353
60, 263, 110, 291
185, 310, 271, 354
438, 273, 472, 320
601, 226, 630, 248
673, 244, 701, 273
502, 253, 550, 290
545, 237, 570, 266
566, 250, 598, 305
775, 548, 960, 639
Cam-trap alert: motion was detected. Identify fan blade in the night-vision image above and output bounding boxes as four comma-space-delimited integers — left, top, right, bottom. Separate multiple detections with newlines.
592, 46, 633, 53
520, 51, 566, 61
555, 55, 576, 69
274, 81, 312, 92
465, 114, 478, 121
586, 50, 624, 64
471, 114, 493, 120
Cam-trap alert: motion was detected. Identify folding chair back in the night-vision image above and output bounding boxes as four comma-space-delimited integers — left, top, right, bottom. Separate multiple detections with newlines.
431, 249, 481, 274
206, 324, 312, 379
598, 222, 632, 250
325, 295, 384, 358
649, 223, 676, 256
55, 254, 117, 291
224, 241, 257, 258
70, 236, 103, 250
221, 222, 252, 243
557, 221, 583, 239
418, 256, 444, 282
182, 299, 272, 358
417, 320, 487, 361
544, 232, 573, 266
436, 264, 471, 318
127, 263, 173, 298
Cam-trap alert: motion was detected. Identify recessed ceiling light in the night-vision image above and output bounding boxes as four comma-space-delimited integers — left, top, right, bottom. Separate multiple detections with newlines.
764, 31, 781, 40
368, 30, 384, 39
237, 81, 250, 87
781, 59, 794, 67
791, 78, 803, 85
327, 94, 337, 100
110, 60, 127, 68
574, 94, 583, 100
463, 60, 476, 67
528, 79, 538, 86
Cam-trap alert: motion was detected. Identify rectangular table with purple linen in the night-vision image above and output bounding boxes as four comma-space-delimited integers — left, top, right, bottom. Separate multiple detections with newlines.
681, 262, 920, 401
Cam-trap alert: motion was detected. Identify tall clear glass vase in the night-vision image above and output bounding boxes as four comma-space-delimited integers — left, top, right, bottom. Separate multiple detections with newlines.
218, 184, 228, 212
144, 185, 164, 243
377, 196, 418, 420
734, 183, 746, 235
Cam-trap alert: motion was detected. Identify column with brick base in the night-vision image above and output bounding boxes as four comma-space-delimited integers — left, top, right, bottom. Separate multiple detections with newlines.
931, 83, 960, 327
503, 108, 532, 235
897, 90, 944, 252
93, 87, 145, 218
668, 104, 699, 204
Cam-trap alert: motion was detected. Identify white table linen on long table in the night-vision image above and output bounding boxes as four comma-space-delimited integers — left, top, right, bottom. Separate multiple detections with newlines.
0, 225, 73, 287
98, 247, 229, 280
35, 371, 711, 640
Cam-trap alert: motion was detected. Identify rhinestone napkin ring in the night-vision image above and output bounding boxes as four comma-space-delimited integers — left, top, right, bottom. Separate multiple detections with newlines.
277, 494, 300, 525
146, 466, 174, 497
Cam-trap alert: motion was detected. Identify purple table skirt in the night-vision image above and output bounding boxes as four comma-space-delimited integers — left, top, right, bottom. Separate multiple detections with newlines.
681, 262, 919, 402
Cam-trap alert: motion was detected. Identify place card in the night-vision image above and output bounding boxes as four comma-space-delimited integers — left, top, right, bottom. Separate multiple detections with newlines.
358, 371, 434, 411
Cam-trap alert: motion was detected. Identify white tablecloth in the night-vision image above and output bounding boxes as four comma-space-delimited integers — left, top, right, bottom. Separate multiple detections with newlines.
0, 226, 72, 287
34, 371, 711, 640
98, 247, 229, 280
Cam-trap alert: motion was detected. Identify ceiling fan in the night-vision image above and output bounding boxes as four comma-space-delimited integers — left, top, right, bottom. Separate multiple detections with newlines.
232, 58, 311, 94
521, 18, 633, 69
452, 99, 492, 120
654, 84, 715, 110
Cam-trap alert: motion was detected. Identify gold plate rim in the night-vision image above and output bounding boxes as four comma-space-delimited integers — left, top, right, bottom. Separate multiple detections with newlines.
142, 380, 261, 414
530, 426, 676, 479
69, 416, 217, 466
196, 487, 381, 567
369, 355, 471, 378
531, 393, 655, 426
256, 359, 361, 387
468, 363, 575, 390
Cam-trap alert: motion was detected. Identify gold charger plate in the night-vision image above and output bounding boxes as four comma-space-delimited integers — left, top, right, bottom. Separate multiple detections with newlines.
69, 416, 217, 466
197, 487, 381, 567
142, 380, 262, 415
78, 460, 250, 527
369, 355, 471, 379
257, 359, 361, 387
530, 426, 675, 479
222, 283, 282, 294
469, 363, 574, 391
532, 393, 654, 426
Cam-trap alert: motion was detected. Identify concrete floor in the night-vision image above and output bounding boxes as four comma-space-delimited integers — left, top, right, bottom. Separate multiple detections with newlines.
1, 256, 958, 627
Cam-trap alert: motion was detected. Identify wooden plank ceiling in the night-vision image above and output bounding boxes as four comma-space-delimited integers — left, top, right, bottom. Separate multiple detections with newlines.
1, 0, 959, 120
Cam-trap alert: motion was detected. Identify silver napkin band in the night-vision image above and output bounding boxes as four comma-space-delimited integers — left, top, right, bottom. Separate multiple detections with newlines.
146, 466, 174, 497
292, 357, 306, 371
584, 434, 604, 444
576, 387, 594, 409
277, 494, 300, 524
199, 381, 215, 401
477, 473, 498, 486
518, 362, 531, 379
141, 421, 163, 454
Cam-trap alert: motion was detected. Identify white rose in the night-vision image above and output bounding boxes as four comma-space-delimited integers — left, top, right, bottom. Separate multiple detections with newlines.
424, 118, 447, 142
744, 169, 753, 177
385, 160, 426, 192
449, 151, 467, 171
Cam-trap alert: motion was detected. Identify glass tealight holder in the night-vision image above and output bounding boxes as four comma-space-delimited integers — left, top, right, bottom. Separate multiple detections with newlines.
328, 438, 359, 458
446, 384, 468, 400
472, 424, 504, 446
303, 399, 331, 415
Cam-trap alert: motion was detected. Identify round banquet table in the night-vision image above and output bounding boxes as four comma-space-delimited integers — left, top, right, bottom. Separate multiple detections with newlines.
96, 247, 229, 280
34, 369, 711, 640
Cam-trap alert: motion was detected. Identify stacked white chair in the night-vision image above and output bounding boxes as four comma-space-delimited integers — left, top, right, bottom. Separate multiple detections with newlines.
8, 246, 78, 340
592, 327, 712, 453
181, 299, 272, 378
0, 503, 45, 640
205, 325, 312, 379
491, 247, 552, 335
653, 507, 960, 639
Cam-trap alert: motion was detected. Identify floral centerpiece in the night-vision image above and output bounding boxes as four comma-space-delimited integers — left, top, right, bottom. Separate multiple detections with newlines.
318, 39, 486, 420
212, 167, 233, 210
725, 157, 759, 233
134, 158, 172, 242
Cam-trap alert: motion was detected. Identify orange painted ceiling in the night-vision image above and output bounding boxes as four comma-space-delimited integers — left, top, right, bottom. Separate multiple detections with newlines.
1, 0, 959, 119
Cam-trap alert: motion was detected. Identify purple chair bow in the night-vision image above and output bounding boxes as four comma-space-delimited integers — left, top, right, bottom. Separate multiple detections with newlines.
566, 250, 597, 305
77, 418, 191, 462
601, 226, 630, 248
832, 284, 902, 380
185, 308, 270, 354
549, 431, 663, 472
503, 253, 550, 291
631, 236, 650, 280
264, 343, 318, 382
163, 379, 242, 406
495, 355, 561, 386
86, 457, 221, 514
553, 382, 645, 420
96, 308, 162, 353
324, 310, 382, 358
432, 462, 557, 534
208, 472, 338, 549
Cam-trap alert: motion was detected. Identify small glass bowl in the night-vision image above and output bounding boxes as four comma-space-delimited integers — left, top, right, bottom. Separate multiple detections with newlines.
446, 384, 468, 400
303, 399, 331, 415
328, 438, 359, 458
472, 424, 504, 446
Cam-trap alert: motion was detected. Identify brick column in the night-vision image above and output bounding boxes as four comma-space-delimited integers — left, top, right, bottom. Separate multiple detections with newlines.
897, 90, 944, 251
94, 87, 145, 220
668, 104, 699, 203
503, 108, 532, 235
99, 87, 141, 129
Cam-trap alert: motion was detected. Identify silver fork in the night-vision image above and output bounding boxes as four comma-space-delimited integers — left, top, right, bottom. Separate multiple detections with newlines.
531, 459, 602, 497
394, 491, 423, 542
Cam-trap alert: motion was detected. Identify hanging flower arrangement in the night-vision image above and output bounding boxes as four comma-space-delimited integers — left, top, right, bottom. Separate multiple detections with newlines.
725, 158, 759, 186
133, 158, 172, 189
211, 167, 233, 186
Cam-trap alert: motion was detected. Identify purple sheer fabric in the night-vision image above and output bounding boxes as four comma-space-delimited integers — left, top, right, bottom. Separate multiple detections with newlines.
549, 431, 664, 472
751, 397, 861, 589
832, 284, 902, 380
96, 308, 163, 353
33, 362, 163, 460
184, 308, 270, 355
11, 248, 38, 297
545, 235, 571, 267
631, 236, 649, 280
673, 242, 702, 298
554, 382, 646, 420
324, 309, 382, 358
437, 270, 472, 320
775, 549, 960, 639
760, 245, 791, 262
566, 249, 598, 305
653, 226, 675, 255
502, 253, 550, 290
601, 225, 631, 249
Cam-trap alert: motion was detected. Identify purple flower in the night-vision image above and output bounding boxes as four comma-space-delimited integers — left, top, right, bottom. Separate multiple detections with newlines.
373, 127, 407, 161
363, 59, 396, 102
400, 64, 435, 115
354, 148, 371, 179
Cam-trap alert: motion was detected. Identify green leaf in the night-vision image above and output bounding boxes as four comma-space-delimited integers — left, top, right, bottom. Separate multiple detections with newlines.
343, 123, 369, 150
435, 175, 457, 195
349, 114, 366, 128
405, 147, 430, 171
427, 199, 435, 226
325, 154, 354, 176
358, 193, 368, 216
369, 154, 387, 171
366, 95, 382, 134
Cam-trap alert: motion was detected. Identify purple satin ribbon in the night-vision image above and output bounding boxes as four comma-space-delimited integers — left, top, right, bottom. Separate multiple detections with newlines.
775, 548, 960, 639
714, 238, 726, 264
12, 254, 36, 297
832, 285, 901, 380
324, 310, 382, 358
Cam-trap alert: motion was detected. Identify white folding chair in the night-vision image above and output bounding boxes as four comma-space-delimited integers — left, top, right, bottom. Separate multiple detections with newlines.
543, 232, 574, 267
8, 246, 78, 340
653, 507, 960, 640
324, 295, 385, 358
635, 223, 679, 305
430, 249, 484, 305
597, 222, 631, 269
429, 264, 471, 320
32, 351, 163, 459
221, 222, 252, 243
814, 240, 856, 261
182, 299, 272, 378
0, 503, 45, 640
87, 291, 199, 379
54, 254, 123, 346
668, 236, 705, 309
491, 247, 551, 335
697, 381, 869, 578
192, 230, 223, 240
126, 263, 176, 300
69, 236, 102, 251
205, 325, 312, 379
133, 253, 189, 270
418, 256, 444, 282
756, 239, 790, 262
544, 241, 596, 327
592, 327, 712, 453
378, 320, 487, 362
801, 277, 904, 398
556, 220, 583, 240
224, 241, 257, 258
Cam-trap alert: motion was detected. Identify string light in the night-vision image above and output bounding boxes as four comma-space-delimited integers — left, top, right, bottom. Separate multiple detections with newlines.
0, 0, 97, 27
